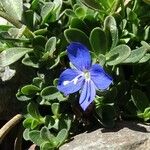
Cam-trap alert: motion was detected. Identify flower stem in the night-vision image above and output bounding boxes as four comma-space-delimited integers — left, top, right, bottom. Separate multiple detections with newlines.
0, 11, 35, 38
120, 0, 125, 17
0, 10, 22, 28
111, 0, 121, 14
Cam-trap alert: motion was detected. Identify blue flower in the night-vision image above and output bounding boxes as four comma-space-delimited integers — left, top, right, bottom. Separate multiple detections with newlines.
57, 42, 112, 111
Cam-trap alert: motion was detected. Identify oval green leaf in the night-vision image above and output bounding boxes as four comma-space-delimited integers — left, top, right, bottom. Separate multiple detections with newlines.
45, 37, 56, 56
106, 44, 131, 65
131, 89, 149, 112
96, 105, 115, 128
81, 0, 101, 10
56, 129, 68, 146
27, 102, 42, 119
0, 0, 23, 20
0, 47, 33, 67
90, 27, 107, 55
64, 28, 91, 49
21, 84, 40, 95
123, 46, 147, 63
104, 16, 118, 49
29, 130, 45, 146
41, 2, 54, 24
51, 103, 60, 116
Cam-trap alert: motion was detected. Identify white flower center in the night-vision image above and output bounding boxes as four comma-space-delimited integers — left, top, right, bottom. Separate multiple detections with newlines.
63, 70, 91, 86
83, 70, 90, 81
63, 74, 81, 86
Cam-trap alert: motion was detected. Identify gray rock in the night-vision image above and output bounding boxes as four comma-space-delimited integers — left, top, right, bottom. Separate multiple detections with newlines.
60, 121, 150, 150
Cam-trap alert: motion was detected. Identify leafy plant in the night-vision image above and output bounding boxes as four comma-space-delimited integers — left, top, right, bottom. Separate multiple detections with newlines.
0, 0, 149, 149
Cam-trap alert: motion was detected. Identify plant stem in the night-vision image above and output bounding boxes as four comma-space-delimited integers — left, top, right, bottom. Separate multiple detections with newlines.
111, 0, 121, 14
0, 114, 23, 144
116, 0, 131, 14
0, 38, 30, 43
0, 11, 35, 38
120, 0, 125, 17
0, 11, 22, 28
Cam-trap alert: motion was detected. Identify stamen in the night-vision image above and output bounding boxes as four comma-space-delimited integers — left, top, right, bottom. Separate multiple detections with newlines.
73, 77, 79, 84
84, 71, 90, 81
63, 80, 70, 85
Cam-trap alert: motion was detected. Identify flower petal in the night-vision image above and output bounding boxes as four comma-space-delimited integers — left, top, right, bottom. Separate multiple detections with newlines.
79, 80, 96, 111
67, 42, 91, 71
57, 69, 84, 95
90, 64, 112, 90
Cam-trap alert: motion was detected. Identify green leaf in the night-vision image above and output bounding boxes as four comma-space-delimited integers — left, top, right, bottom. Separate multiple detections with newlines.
33, 77, 44, 88
21, 84, 40, 95
138, 107, 150, 121
0, 0, 23, 20
23, 129, 30, 141
0, 25, 12, 32
34, 28, 48, 36
40, 86, 58, 100
90, 27, 107, 55
123, 46, 147, 63
31, 119, 40, 129
45, 116, 55, 129
8, 28, 19, 38
65, 9, 76, 17
52, 117, 70, 131
131, 89, 149, 112
27, 102, 42, 119
64, 118, 72, 131
40, 141, 57, 150
33, 35, 47, 48
73, 4, 81, 11
51, 103, 60, 116
75, 7, 86, 18
106, 44, 131, 65
127, 8, 138, 24
41, 0, 62, 23
52, 0, 62, 21
139, 54, 150, 63
45, 37, 56, 57
96, 105, 115, 128
23, 10, 34, 29
41, 2, 54, 24
22, 54, 39, 68
16, 91, 32, 101
49, 51, 66, 69
143, 0, 150, 5
40, 86, 67, 101
104, 16, 118, 49
23, 117, 33, 128
56, 129, 68, 146
70, 18, 88, 32
103, 87, 117, 104
0, 47, 33, 67
64, 28, 91, 49
81, 0, 101, 10
102, 0, 115, 9
97, 54, 106, 66
143, 107, 150, 121
29, 130, 45, 146
141, 41, 150, 50
31, 0, 39, 11
40, 127, 55, 141
51, 119, 60, 130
